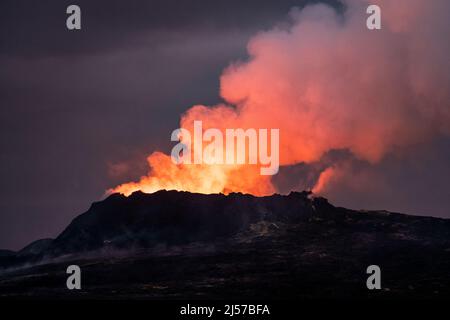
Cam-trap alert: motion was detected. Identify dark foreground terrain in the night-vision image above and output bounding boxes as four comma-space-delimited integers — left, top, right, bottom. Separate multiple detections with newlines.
0, 190, 449, 299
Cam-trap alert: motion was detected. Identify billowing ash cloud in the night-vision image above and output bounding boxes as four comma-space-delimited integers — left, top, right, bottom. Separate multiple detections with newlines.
112, 0, 450, 196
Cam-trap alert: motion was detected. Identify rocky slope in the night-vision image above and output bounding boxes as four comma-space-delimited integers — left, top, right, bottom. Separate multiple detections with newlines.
0, 190, 449, 298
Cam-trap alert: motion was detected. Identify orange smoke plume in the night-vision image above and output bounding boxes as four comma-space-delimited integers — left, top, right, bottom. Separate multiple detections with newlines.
110, 0, 450, 196
112, 152, 274, 196
312, 167, 339, 195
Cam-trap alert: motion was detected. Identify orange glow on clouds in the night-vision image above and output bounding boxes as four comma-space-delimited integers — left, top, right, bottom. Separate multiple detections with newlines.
110, 0, 450, 197
111, 152, 274, 196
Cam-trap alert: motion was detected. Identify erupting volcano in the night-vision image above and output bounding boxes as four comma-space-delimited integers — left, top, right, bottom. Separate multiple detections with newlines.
110, 0, 450, 198
1, 0, 450, 303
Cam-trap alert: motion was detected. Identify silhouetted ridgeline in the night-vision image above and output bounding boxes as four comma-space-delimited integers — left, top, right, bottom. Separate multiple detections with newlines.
1, 190, 450, 298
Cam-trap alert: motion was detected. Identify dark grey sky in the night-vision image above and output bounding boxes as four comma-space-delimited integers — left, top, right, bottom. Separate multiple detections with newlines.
0, 0, 448, 250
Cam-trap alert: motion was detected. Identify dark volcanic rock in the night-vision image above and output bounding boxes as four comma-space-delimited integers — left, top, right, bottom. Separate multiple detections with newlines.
0, 190, 449, 299
0, 250, 14, 258
47, 190, 324, 256
17, 239, 53, 257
